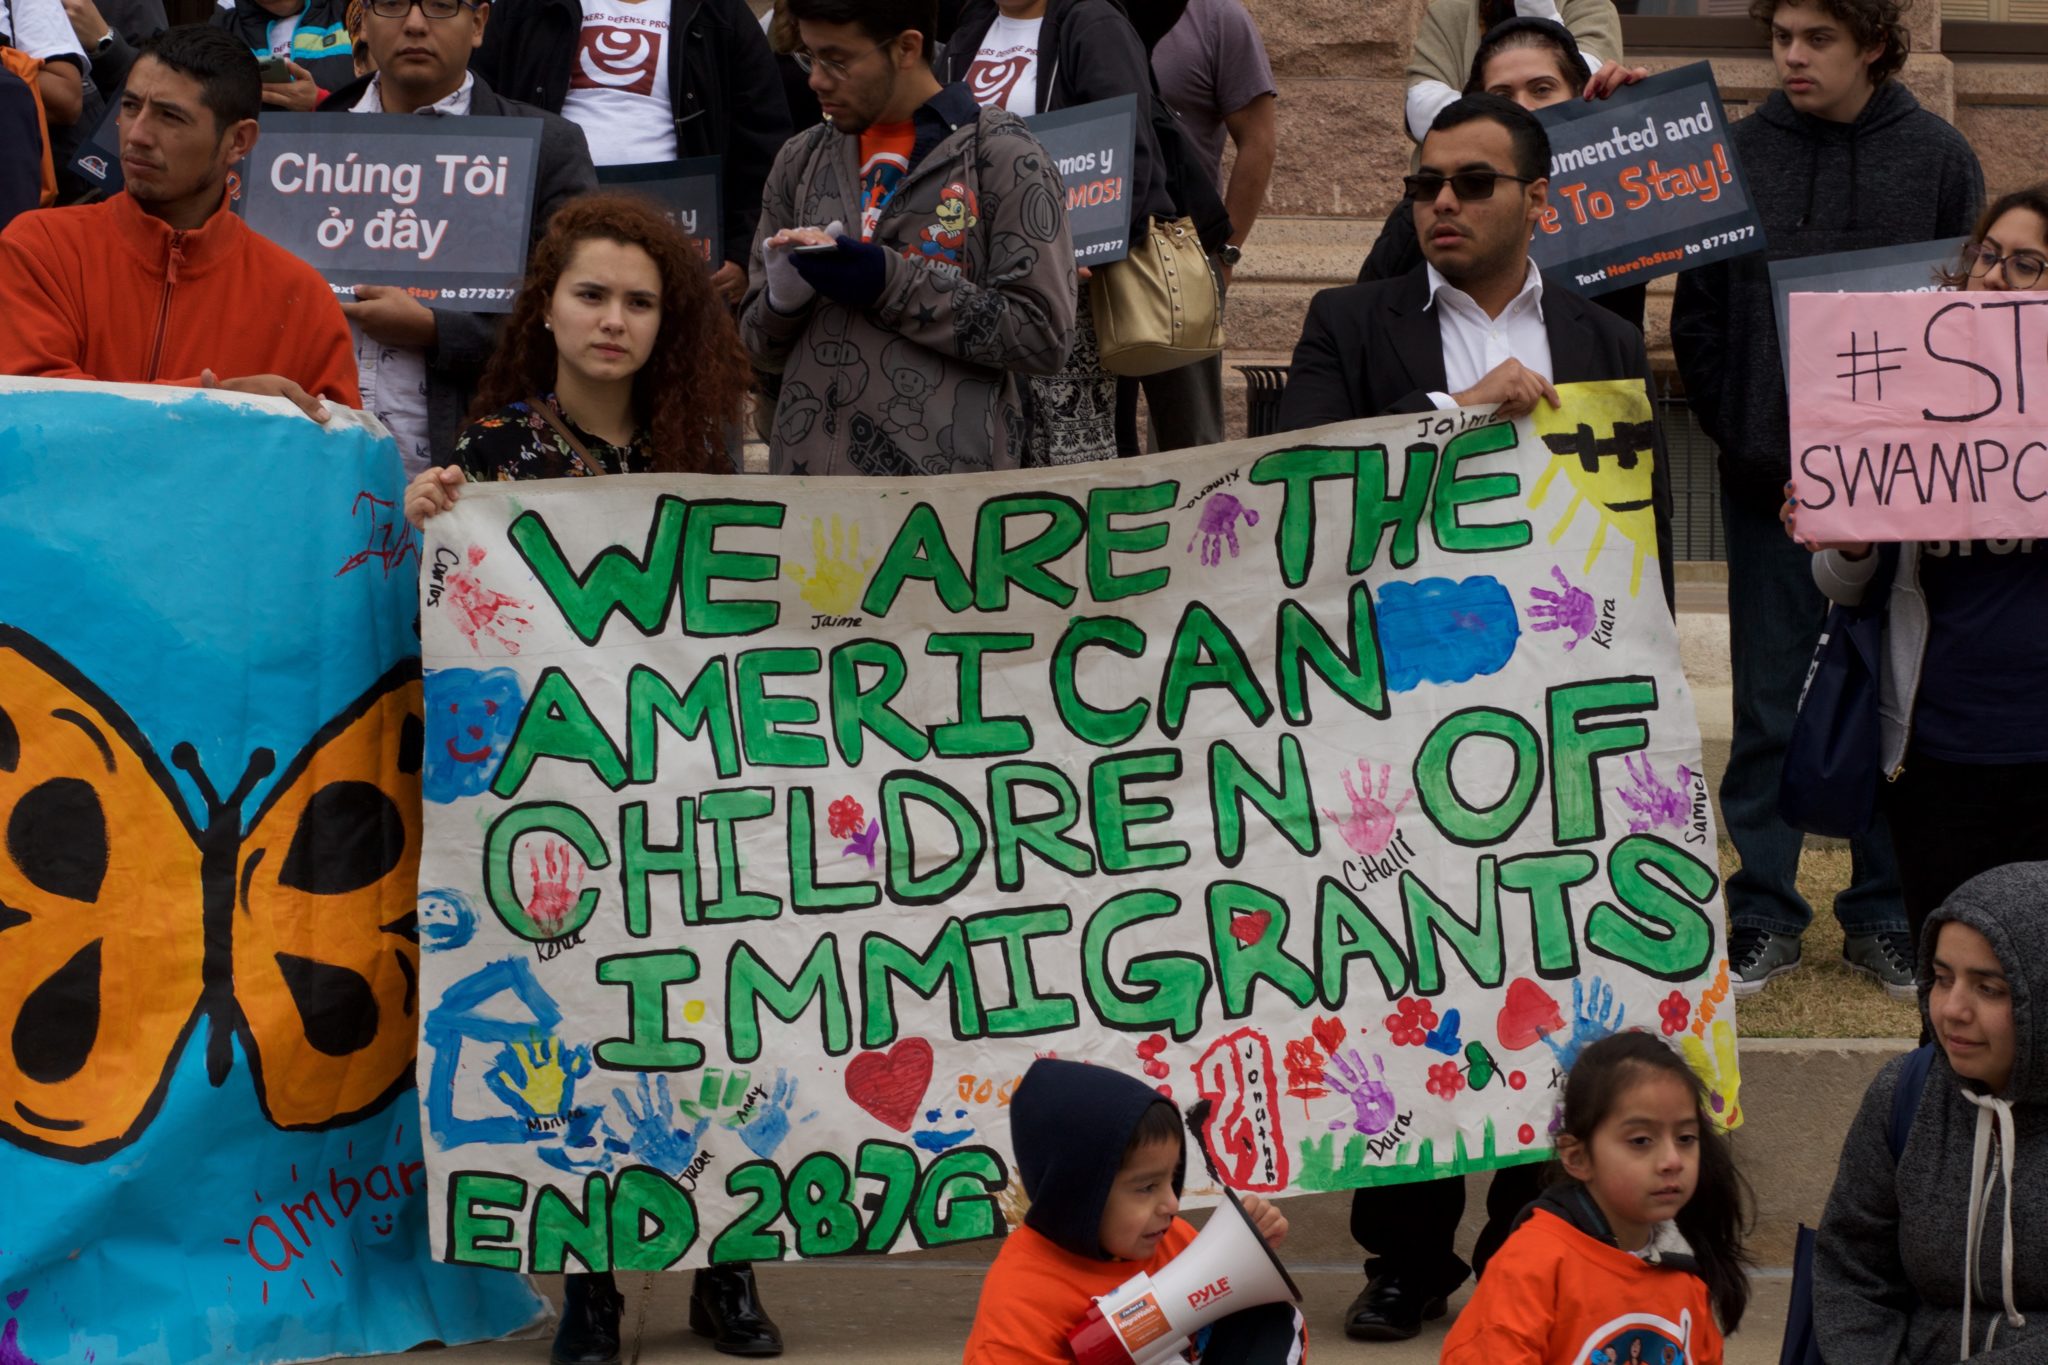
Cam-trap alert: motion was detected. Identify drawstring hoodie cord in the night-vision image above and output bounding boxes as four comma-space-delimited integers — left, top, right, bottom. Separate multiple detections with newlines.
1961, 1089, 2026, 1357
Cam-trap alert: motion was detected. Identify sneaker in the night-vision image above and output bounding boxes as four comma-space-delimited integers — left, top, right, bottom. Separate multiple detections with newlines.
1842, 931, 1918, 1001
1729, 925, 1802, 997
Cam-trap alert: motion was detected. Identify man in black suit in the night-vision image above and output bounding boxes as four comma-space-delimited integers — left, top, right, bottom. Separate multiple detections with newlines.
1280, 93, 1675, 1342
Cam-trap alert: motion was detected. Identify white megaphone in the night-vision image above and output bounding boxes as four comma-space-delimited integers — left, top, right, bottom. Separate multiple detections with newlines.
1066, 1185, 1302, 1365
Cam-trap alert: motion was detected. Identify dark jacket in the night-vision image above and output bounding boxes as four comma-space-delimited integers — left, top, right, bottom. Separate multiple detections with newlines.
1815, 862, 2048, 1363
1010, 1058, 1182, 1260
318, 72, 599, 457
942, 0, 1175, 225
470, 0, 787, 268
0, 65, 38, 232
82, 0, 166, 94
211, 0, 356, 105
1281, 261, 1676, 612
1357, 201, 1648, 336
1670, 81, 1982, 509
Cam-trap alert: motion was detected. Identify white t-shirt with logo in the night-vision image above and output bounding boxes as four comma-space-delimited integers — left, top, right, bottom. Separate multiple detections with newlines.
559, 0, 676, 166
965, 14, 1041, 114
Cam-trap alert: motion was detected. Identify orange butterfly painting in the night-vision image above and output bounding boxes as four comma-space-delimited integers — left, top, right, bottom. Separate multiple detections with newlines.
0, 625, 426, 1163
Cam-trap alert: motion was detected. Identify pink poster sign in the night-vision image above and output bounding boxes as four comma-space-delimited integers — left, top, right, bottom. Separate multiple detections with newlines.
1788, 288, 2048, 541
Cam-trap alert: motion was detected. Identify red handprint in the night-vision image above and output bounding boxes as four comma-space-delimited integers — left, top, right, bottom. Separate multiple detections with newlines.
444, 545, 534, 655
525, 839, 585, 935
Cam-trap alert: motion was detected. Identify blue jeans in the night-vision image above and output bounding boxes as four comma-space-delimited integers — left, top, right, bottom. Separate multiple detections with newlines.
1720, 487, 1906, 937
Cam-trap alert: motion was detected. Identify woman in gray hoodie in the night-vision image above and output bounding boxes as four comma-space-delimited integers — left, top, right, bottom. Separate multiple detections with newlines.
1813, 861, 2048, 1361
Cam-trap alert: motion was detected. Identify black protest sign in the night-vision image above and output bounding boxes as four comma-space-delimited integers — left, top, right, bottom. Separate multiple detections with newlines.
238, 113, 543, 312
1530, 63, 1764, 296
597, 157, 724, 266
1768, 237, 1965, 385
67, 98, 122, 192
1026, 94, 1139, 266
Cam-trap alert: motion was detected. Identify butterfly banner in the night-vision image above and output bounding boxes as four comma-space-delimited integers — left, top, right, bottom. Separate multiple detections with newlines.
0, 378, 544, 1363
416, 380, 1739, 1274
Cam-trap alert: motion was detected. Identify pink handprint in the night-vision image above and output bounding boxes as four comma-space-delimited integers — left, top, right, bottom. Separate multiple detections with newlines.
1619, 754, 1692, 834
445, 545, 534, 655
1187, 492, 1260, 566
525, 839, 585, 935
1321, 758, 1413, 857
1326, 1049, 1399, 1136
1527, 566, 1598, 650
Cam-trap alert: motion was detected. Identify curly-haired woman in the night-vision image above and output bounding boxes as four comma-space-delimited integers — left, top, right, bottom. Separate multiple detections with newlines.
406, 190, 752, 520
401, 191, 772, 1361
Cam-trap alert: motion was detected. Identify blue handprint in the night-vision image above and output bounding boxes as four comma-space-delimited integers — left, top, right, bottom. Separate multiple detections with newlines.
614, 1073, 710, 1174
1326, 1049, 1399, 1136
736, 1070, 812, 1159
1543, 977, 1624, 1072
1422, 1007, 1463, 1056
536, 1109, 631, 1174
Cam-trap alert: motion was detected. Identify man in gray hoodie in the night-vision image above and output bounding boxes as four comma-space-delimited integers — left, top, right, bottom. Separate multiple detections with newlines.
1669, 0, 1981, 1002
1813, 861, 2048, 1361
741, 0, 1076, 476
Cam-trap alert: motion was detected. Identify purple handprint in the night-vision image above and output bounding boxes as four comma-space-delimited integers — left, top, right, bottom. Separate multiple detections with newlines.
1527, 566, 1598, 650
1321, 758, 1413, 857
1619, 754, 1693, 834
1326, 1049, 1399, 1136
1188, 492, 1260, 566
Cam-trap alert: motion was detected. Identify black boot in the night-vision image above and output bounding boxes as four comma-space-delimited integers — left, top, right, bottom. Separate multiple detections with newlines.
689, 1263, 784, 1357
552, 1271, 624, 1365
1343, 1273, 1447, 1342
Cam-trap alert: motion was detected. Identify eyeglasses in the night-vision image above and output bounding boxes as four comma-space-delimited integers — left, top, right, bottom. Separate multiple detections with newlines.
1402, 170, 1537, 203
1968, 242, 2046, 291
365, 0, 479, 20
792, 37, 892, 80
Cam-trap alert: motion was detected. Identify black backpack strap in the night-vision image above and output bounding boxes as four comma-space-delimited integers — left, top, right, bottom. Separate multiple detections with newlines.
1887, 1043, 1937, 1163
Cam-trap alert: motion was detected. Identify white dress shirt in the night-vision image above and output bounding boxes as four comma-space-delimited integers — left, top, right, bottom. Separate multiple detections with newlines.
349, 73, 475, 476
1422, 257, 1552, 410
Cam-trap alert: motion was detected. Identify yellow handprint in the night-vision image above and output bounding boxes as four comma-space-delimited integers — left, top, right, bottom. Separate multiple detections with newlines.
784, 515, 874, 615
488, 1034, 589, 1120
1681, 1018, 1742, 1132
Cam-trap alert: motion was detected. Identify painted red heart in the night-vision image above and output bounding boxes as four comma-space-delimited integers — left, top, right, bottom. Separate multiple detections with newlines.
844, 1037, 935, 1132
1228, 910, 1273, 946
1496, 978, 1565, 1052
1310, 1016, 1347, 1055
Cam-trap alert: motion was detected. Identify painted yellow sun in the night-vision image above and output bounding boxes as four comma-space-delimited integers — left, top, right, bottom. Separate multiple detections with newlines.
1528, 380, 1661, 597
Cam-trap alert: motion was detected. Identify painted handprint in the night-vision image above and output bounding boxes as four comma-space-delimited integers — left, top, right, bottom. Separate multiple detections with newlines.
485, 1034, 591, 1123
444, 545, 534, 654
613, 1073, 710, 1174
1187, 492, 1260, 566
1542, 976, 1625, 1071
736, 1071, 809, 1159
524, 839, 584, 936
1326, 1050, 1399, 1136
1527, 566, 1597, 650
1619, 755, 1693, 835
1681, 1019, 1743, 1129
1321, 758, 1414, 857
784, 514, 874, 614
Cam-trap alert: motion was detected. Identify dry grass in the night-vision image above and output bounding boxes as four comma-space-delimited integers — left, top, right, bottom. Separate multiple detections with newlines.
1721, 843, 1922, 1040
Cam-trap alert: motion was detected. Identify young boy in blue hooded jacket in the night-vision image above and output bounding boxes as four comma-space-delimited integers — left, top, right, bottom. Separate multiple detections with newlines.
963, 1058, 1308, 1363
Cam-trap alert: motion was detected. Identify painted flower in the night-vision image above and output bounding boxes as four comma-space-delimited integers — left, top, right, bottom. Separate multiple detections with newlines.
1659, 991, 1691, 1036
1426, 1061, 1466, 1100
1384, 997, 1439, 1047
827, 795, 866, 840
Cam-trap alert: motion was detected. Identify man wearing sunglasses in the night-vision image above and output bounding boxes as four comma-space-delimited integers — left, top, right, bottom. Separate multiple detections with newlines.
472, 0, 785, 306
1277, 93, 1675, 1345
317, 0, 596, 473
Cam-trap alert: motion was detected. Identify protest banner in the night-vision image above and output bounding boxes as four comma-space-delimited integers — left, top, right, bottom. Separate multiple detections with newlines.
597, 157, 724, 266
1531, 63, 1762, 296
0, 378, 544, 1363
416, 381, 1737, 1275
1787, 289, 2048, 541
1770, 237, 1964, 384
238, 112, 544, 311
1027, 95, 1139, 265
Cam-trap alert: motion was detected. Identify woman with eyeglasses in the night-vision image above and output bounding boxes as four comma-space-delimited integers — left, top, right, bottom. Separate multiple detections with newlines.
405, 193, 765, 1365
1784, 183, 2048, 954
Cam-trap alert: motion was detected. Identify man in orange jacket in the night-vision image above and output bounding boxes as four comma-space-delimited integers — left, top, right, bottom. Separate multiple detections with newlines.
0, 25, 359, 419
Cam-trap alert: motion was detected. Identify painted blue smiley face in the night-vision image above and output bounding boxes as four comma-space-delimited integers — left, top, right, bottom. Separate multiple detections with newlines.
416, 888, 479, 952
423, 666, 525, 802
